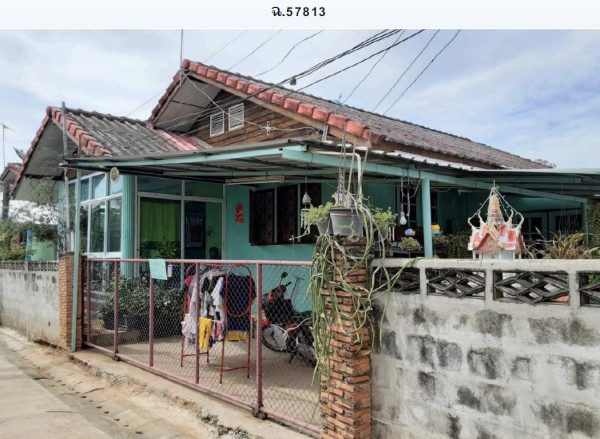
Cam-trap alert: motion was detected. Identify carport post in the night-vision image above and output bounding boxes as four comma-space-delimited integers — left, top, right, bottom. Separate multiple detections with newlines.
421, 177, 433, 257
70, 169, 81, 352
149, 277, 155, 367
255, 263, 263, 414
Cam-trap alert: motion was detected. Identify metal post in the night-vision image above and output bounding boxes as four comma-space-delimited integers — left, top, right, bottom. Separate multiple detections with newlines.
70, 169, 81, 352
149, 276, 155, 367
120, 175, 135, 277
86, 259, 91, 344
255, 263, 263, 413
582, 200, 589, 245
61, 102, 72, 251
421, 177, 433, 257
194, 263, 200, 384
113, 261, 119, 357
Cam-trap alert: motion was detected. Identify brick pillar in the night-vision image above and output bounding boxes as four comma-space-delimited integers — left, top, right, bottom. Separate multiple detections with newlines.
320, 239, 371, 439
58, 252, 83, 350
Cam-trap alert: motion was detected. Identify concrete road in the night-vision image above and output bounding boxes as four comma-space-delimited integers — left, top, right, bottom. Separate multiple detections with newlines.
0, 340, 114, 438
0, 328, 214, 439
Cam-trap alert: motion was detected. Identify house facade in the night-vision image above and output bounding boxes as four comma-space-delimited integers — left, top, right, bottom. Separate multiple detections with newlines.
12, 60, 596, 262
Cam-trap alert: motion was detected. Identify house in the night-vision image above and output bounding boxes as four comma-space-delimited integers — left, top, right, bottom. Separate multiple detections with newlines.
1, 162, 21, 219
12, 60, 599, 261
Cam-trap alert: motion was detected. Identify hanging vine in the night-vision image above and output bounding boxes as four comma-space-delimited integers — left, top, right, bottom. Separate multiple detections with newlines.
308, 201, 416, 376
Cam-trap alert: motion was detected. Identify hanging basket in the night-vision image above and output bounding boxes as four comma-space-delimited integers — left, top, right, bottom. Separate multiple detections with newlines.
330, 207, 364, 237
316, 215, 333, 235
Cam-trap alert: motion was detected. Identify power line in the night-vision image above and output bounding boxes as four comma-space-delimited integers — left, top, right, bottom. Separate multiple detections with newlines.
372, 30, 440, 112
342, 30, 406, 104
383, 30, 461, 115
255, 30, 324, 77
75, 31, 411, 149
205, 30, 248, 63
125, 91, 165, 117
228, 30, 284, 71
289, 30, 401, 83
292, 30, 426, 93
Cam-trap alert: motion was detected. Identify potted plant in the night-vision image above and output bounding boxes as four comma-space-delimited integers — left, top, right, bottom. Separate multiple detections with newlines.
398, 237, 422, 256
121, 277, 150, 331
303, 202, 334, 235
373, 207, 397, 240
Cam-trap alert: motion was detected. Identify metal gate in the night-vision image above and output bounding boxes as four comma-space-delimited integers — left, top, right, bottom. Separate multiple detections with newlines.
83, 258, 321, 435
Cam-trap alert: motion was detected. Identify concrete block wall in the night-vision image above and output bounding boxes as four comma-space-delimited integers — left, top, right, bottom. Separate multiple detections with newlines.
0, 265, 60, 346
372, 259, 600, 439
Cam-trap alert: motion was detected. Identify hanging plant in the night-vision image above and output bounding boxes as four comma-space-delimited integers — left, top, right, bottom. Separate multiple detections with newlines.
303, 202, 334, 235
398, 237, 422, 252
309, 202, 417, 377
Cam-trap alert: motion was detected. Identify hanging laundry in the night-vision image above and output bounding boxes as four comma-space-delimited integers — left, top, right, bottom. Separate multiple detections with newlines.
198, 317, 213, 351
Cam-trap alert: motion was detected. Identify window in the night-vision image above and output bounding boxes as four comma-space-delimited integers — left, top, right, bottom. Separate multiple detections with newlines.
249, 184, 321, 245
277, 185, 298, 244
138, 176, 181, 195
555, 213, 581, 234
92, 174, 107, 198
209, 111, 225, 137
90, 202, 106, 253
107, 198, 121, 252
249, 189, 275, 245
70, 172, 122, 255
228, 104, 244, 131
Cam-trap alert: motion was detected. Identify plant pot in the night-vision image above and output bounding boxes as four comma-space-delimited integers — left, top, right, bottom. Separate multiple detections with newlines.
316, 216, 333, 235
330, 207, 364, 237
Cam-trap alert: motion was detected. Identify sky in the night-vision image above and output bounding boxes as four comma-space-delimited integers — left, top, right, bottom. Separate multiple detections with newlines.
0, 29, 599, 168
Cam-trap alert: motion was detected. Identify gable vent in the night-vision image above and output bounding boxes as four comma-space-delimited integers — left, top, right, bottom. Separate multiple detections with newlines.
228, 103, 244, 131
210, 111, 225, 137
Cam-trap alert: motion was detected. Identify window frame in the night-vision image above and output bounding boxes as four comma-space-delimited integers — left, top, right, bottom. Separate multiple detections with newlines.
209, 111, 225, 137
228, 103, 245, 131
70, 171, 122, 258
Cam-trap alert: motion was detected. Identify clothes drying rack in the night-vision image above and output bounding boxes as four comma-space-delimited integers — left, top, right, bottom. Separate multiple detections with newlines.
179, 264, 255, 385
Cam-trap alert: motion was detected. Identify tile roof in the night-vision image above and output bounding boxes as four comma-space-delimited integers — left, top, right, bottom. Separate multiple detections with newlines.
14, 106, 206, 194
151, 60, 547, 170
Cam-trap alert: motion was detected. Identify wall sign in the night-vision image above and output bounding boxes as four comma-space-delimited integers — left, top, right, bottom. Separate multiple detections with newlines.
235, 203, 244, 223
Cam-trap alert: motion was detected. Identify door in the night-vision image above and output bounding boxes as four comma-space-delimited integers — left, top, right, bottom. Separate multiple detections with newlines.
184, 201, 222, 259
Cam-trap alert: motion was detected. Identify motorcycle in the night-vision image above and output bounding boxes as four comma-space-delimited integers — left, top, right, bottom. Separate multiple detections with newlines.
261, 272, 316, 365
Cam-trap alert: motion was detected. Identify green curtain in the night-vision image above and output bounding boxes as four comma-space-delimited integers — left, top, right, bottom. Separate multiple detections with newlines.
140, 198, 180, 258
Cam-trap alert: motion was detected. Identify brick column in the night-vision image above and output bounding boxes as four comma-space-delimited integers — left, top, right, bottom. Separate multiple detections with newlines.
58, 252, 83, 350
320, 239, 371, 439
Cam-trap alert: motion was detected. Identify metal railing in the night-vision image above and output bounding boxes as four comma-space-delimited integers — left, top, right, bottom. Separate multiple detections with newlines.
375, 258, 600, 307
83, 258, 320, 435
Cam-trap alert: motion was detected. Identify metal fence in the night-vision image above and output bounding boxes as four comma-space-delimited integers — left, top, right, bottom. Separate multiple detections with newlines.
83, 258, 320, 435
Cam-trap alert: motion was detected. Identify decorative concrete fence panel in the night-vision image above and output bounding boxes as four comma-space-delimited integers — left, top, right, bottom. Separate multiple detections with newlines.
0, 261, 60, 346
372, 258, 600, 439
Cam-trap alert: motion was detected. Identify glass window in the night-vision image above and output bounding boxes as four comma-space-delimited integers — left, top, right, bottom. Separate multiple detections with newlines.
107, 198, 121, 252
139, 197, 181, 258
109, 175, 122, 195
80, 205, 88, 253
80, 179, 90, 201
138, 176, 181, 195
90, 202, 106, 252
92, 174, 107, 199
185, 181, 223, 199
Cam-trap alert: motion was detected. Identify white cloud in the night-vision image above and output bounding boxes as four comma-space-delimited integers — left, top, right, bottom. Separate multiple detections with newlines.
0, 29, 599, 168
